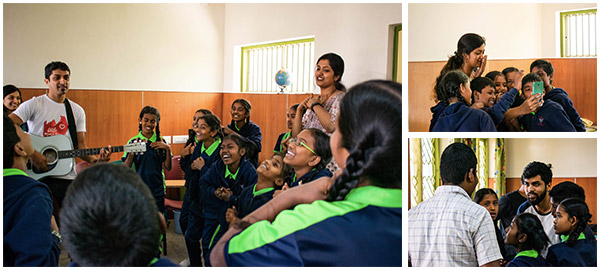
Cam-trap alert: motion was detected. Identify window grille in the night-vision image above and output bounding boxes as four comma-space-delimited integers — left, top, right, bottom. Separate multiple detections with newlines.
561, 9, 597, 57
241, 37, 314, 93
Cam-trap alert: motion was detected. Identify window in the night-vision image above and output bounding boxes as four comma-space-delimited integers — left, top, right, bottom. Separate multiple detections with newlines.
241, 37, 315, 93
560, 9, 597, 57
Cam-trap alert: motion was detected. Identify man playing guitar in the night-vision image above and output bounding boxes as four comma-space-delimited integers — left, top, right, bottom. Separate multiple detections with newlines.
8, 61, 113, 224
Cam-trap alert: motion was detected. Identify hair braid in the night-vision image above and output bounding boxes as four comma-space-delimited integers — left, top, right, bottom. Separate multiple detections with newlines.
325, 147, 364, 201
326, 130, 377, 201
566, 212, 592, 246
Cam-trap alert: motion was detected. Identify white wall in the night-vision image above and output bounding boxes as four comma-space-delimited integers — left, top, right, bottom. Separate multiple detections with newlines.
505, 138, 597, 178
222, 3, 402, 92
3, 3, 225, 92
408, 3, 596, 62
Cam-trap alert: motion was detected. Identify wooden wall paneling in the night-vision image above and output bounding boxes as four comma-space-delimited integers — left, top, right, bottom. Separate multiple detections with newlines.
222, 93, 310, 164
69, 90, 143, 162
408, 58, 597, 131
549, 58, 597, 124
574, 177, 597, 225
407, 61, 445, 132
506, 177, 597, 225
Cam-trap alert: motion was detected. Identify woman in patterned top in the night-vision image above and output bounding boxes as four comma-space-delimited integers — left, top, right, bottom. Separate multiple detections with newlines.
292, 52, 345, 173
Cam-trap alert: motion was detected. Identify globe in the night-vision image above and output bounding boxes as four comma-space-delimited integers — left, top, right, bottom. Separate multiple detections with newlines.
275, 69, 293, 89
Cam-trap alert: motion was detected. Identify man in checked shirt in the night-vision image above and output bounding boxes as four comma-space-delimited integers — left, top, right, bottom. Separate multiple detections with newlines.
408, 142, 502, 267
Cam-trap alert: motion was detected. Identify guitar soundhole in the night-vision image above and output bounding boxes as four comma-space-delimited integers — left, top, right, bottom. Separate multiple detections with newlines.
42, 148, 58, 165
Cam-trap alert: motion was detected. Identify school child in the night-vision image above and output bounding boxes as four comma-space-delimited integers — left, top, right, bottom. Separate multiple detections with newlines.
473, 188, 509, 262
3, 114, 60, 266
504, 213, 551, 267
60, 163, 177, 266
224, 99, 262, 168
284, 128, 333, 188
546, 198, 597, 266
273, 103, 299, 153
211, 80, 402, 266
471, 77, 520, 125
530, 59, 586, 131
123, 106, 172, 213
431, 70, 496, 132
226, 152, 293, 226
485, 71, 508, 100
518, 73, 576, 132
179, 112, 223, 267
198, 133, 257, 266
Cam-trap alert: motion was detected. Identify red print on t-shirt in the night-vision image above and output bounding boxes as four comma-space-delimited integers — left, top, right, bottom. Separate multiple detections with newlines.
43, 116, 69, 137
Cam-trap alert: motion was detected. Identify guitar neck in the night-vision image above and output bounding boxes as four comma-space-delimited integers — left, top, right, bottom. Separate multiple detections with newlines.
58, 146, 125, 159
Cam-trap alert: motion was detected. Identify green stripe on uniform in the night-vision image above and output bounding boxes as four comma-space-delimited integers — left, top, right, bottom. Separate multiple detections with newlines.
228, 186, 401, 254
3, 168, 28, 177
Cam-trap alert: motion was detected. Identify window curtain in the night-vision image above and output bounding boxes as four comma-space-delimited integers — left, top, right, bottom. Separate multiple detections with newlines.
409, 138, 505, 208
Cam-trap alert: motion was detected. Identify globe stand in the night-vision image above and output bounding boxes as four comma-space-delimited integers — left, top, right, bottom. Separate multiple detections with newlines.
278, 85, 287, 94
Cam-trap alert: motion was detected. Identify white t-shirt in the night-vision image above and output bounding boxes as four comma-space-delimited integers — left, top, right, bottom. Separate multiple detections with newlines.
14, 94, 86, 179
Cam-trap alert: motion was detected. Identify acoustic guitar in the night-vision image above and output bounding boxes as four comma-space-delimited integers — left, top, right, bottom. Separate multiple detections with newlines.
27, 134, 146, 180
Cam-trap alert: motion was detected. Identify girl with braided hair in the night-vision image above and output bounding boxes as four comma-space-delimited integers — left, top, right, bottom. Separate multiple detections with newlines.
210, 80, 402, 266
431, 70, 496, 131
122, 106, 172, 213
547, 198, 597, 266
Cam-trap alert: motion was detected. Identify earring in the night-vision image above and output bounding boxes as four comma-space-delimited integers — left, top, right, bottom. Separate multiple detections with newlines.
139, 122, 142, 125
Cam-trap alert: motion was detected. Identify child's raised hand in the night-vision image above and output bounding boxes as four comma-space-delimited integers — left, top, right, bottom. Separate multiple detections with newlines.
513, 69, 525, 90
150, 141, 169, 150
214, 187, 224, 198
181, 142, 196, 157
220, 188, 233, 202
281, 137, 290, 153
272, 183, 290, 198
519, 93, 544, 114
222, 125, 235, 135
191, 156, 205, 170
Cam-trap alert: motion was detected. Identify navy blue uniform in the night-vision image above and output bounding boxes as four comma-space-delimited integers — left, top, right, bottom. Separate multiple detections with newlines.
232, 184, 275, 219
519, 99, 576, 132
179, 137, 221, 266
3, 168, 60, 266
546, 233, 597, 267
198, 158, 257, 265
273, 131, 291, 153
545, 87, 586, 132
432, 102, 496, 132
506, 250, 550, 267
429, 102, 445, 131
228, 120, 262, 168
223, 186, 402, 266
122, 131, 169, 213
289, 168, 333, 188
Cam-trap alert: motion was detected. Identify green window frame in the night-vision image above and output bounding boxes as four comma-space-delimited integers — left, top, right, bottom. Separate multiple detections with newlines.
241, 37, 315, 93
560, 8, 597, 57
392, 24, 401, 83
